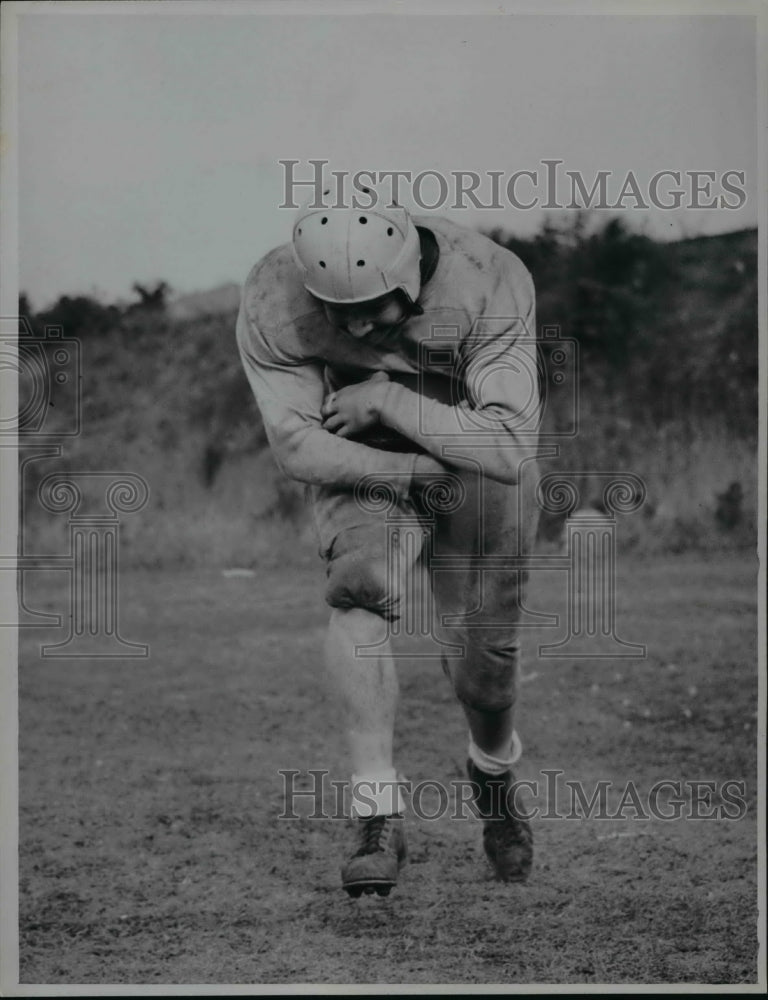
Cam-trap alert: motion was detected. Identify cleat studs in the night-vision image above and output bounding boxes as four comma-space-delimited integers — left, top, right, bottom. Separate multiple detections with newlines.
344, 883, 394, 898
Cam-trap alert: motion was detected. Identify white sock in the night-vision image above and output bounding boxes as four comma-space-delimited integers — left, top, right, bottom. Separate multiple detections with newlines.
468, 731, 523, 774
350, 768, 406, 818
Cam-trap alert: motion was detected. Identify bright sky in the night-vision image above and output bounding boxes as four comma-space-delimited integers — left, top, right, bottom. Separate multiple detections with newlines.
16, 5, 758, 308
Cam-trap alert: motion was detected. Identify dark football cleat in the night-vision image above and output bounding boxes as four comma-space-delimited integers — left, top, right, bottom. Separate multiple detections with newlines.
467, 758, 533, 883
341, 814, 407, 898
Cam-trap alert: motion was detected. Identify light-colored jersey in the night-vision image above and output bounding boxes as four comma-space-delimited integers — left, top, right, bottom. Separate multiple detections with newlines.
236, 216, 539, 491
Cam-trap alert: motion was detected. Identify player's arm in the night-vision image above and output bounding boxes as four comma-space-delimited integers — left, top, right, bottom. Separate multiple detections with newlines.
375, 275, 540, 485
236, 299, 441, 494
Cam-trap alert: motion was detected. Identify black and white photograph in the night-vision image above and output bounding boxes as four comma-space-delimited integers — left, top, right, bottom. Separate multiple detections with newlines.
0, 0, 765, 992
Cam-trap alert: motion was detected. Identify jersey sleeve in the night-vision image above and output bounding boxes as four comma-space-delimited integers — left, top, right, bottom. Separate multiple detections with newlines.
235, 288, 419, 494
377, 259, 540, 484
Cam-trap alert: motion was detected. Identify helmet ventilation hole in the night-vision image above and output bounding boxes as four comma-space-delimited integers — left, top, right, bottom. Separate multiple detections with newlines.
321, 217, 328, 225
356, 260, 365, 267
387, 227, 393, 236
319, 261, 326, 268
359, 216, 367, 224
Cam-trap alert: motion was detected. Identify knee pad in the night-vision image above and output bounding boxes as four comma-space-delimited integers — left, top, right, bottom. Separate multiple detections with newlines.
442, 636, 520, 712
325, 550, 403, 621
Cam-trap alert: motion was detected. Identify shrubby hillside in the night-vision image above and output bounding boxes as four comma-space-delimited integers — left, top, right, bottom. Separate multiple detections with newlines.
19, 218, 757, 568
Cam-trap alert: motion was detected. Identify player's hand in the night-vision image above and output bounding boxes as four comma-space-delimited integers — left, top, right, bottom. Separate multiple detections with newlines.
321, 372, 390, 438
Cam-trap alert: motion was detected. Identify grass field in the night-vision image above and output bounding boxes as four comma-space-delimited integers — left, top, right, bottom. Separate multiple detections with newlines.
17, 550, 760, 986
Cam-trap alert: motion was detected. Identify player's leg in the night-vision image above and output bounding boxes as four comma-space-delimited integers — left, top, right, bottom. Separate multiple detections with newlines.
311, 491, 424, 896
426, 461, 540, 881
427, 468, 537, 752
323, 605, 406, 897
323, 605, 398, 806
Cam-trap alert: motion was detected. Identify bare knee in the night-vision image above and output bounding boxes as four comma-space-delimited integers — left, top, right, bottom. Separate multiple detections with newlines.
327, 606, 389, 647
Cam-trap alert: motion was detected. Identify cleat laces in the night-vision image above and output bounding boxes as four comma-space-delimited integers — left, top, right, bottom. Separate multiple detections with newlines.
354, 815, 399, 856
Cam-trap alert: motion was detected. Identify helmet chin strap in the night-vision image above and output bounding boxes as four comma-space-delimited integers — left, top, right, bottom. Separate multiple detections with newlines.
416, 225, 440, 287
397, 223, 441, 317
394, 226, 437, 319
396, 286, 423, 318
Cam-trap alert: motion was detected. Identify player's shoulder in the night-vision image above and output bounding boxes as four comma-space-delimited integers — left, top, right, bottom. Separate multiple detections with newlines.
417, 214, 533, 293
415, 216, 530, 276
241, 241, 322, 336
